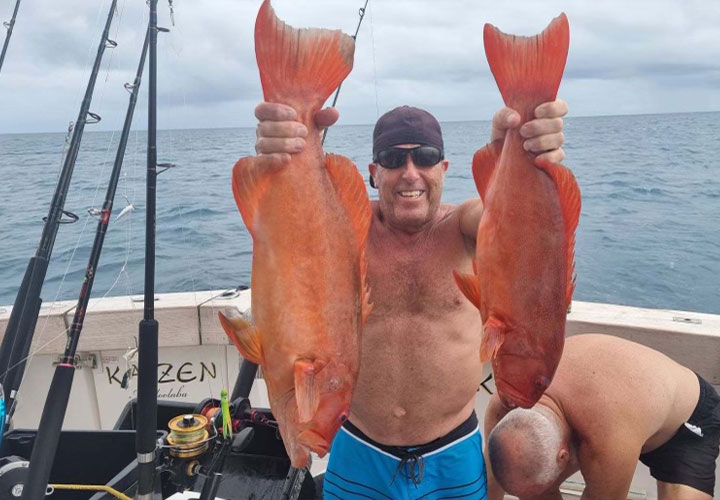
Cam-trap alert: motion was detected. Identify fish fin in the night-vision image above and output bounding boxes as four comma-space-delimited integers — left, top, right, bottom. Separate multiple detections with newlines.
298, 429, 330, 457
535, 158, 581, 308
294, 359, 321, 424
483, 13, 569, 116
453, 270, 482, 309
481, 316, 507, 362
218, 311, 264, 364
231, 156, 284, 237
325, 153, 374, 324
255, 0, 355, 108
472, 140, 503, 200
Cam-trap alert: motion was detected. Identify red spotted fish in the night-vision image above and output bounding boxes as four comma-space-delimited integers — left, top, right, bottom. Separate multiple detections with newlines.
218, 0, 372, 468
454, 14, 581, 409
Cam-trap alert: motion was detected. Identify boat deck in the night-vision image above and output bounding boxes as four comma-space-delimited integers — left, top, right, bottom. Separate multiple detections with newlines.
2, 289, 718, 499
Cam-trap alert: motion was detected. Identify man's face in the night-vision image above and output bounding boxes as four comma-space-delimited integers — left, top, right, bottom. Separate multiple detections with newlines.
369, 144, 449, 232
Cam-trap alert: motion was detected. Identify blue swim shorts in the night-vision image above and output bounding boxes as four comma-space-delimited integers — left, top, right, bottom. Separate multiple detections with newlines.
323, 411, 487, 500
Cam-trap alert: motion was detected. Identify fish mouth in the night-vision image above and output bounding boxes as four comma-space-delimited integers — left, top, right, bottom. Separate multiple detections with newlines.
495, 378, 537, 409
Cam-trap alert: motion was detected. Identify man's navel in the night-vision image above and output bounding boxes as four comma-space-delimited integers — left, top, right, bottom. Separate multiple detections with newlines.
392, 406, 407, 418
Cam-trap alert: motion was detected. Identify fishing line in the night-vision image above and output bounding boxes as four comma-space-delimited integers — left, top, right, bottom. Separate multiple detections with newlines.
8, 9, 148, 386
368, 0, 379, 119
62, 0, 106, 132
39, 0, 131, 321
103, 0, 129, 79
28, 5, 142, 354
156, 1, 232, 402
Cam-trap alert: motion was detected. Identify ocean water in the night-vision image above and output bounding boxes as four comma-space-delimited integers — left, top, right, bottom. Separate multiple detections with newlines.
0, 112, 718, 315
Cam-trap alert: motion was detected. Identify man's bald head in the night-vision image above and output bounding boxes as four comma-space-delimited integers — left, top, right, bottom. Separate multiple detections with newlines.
487, 408, 566, 497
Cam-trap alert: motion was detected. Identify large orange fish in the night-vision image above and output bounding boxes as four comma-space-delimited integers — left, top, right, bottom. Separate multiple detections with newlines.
454, 14, 580, 409
218, 0, 372, 468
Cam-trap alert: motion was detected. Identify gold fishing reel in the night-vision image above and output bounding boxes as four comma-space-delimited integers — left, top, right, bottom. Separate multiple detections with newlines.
166, 414, 210, 458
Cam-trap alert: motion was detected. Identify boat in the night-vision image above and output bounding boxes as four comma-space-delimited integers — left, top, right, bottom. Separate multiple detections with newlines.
1, 1, 717, 499
1, 289, 718, 499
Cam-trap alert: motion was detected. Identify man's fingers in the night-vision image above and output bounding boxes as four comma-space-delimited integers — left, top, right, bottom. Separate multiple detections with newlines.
534, 99, 568, 119
523, 132, 565, 154
256, 121, 308, 139
253, 152, 292, 168
535, 147, 566, 165
491, 107, 521, 142
315, 107, 339, 129
255, 137, 306, 155
254, 102, 297, 121
519, 117, 564, 139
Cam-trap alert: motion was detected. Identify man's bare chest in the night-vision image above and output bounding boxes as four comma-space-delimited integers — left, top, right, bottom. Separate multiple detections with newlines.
366, 234, 473, 317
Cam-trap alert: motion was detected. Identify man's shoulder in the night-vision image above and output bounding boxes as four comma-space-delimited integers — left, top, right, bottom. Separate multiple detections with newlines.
437, 203, 461, 221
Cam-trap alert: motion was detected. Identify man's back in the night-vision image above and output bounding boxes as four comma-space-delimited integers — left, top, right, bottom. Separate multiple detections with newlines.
349, 202, 484, 445
552, 334, 700, 455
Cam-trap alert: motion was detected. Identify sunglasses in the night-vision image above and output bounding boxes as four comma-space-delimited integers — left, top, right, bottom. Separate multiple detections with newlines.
373, 145, 444, 169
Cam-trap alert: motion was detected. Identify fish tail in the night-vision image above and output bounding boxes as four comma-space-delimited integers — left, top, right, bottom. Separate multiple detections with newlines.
483, 13, 569, 119
255, 0, 355, 112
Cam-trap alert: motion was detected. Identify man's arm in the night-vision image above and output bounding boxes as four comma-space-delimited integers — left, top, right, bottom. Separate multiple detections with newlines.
458, 198, 483, 241
577, 439, 640, 500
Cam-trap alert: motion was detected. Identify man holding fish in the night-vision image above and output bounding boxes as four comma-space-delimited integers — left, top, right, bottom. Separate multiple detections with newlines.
231, 1, 570, 498
254, 105, 565, 499
253, 66, 566, 500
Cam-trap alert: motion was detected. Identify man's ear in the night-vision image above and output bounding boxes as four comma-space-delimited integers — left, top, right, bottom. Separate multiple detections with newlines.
441, 159, 449, 172
369, 163, 378, 189
557, 448, 570, 468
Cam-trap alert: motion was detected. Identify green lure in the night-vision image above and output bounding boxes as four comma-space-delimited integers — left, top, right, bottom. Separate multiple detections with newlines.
220, 389, 232, 439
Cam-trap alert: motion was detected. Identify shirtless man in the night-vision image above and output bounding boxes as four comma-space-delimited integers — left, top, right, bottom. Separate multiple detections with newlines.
254, 100, 567, 499
485, 334, 720, 500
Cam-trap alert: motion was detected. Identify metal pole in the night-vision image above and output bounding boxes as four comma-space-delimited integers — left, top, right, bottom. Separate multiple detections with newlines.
230, 359, 259, 401
0, 0, 22, 74
0, 0, 118, 430
136, 0, 160, 496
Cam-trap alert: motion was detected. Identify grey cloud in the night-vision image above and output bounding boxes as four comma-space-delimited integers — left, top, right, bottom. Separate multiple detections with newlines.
1, 0, 719, 134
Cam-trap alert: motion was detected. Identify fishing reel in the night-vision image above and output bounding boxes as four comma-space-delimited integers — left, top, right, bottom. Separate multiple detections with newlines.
160, 399, 256, 494
167, 414, 211, 459
0, 456, 31, 499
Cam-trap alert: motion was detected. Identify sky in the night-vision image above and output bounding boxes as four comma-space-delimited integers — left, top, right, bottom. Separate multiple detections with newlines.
0, 0, 718, 134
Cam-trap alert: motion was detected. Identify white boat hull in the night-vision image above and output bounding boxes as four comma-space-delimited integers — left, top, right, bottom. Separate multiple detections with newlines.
2, 289, 718, 499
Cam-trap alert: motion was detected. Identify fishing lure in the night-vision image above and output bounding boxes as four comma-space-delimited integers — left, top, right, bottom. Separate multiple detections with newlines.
220, 388, 232, 439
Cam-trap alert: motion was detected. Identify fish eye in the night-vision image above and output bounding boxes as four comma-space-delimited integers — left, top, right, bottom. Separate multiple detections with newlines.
535, 376, 550, 390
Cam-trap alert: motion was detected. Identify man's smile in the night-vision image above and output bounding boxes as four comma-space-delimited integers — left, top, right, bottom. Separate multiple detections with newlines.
397, 190, 424, 198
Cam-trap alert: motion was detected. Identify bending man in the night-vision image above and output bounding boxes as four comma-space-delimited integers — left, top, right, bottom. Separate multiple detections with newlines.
485, 333, 720, 500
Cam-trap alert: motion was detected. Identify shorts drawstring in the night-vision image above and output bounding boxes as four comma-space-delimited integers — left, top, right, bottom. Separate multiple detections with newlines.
390, 451, 425, 487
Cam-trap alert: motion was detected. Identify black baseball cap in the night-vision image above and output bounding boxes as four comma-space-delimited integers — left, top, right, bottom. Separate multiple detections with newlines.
370, 106, 444, 188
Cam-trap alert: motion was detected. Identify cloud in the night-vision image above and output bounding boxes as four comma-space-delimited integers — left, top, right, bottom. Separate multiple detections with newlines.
0, 0, 718, 133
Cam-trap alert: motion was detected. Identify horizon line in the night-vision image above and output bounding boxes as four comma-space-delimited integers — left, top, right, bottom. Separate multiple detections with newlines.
1, 109, 718, 136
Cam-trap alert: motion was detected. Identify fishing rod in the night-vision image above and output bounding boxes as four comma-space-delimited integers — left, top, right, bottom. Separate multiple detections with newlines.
0, 0, 119, 428
19, 24, 150, 500
321, 0, 369, 145
0, 0, 21, 74
136, 0, 171, 495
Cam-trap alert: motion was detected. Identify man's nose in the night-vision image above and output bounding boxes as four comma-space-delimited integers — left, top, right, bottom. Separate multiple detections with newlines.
400, 157, 421, 180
